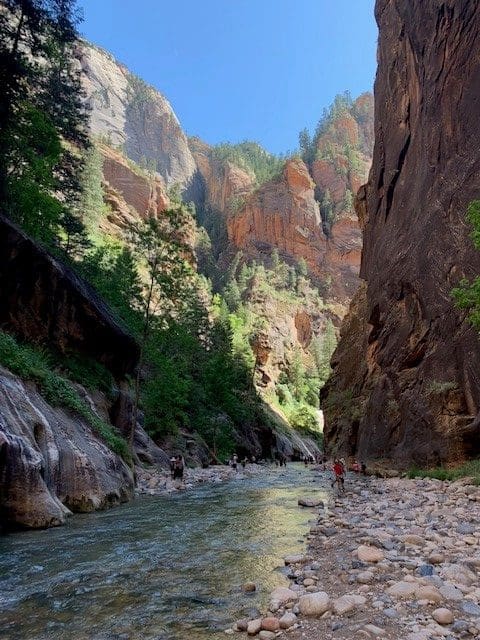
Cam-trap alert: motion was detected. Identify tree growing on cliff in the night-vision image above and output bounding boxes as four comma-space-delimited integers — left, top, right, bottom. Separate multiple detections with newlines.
452, 200, 480, 328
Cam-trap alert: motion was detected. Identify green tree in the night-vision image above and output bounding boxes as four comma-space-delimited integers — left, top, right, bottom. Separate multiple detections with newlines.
452, 200, 480, 328
0, 0, 89, 247
271, 247, 280, 271
343, 188, 354, 213
78, 145, 105, 230
128, 208, 195, 448
320, 189, 334, 233
296, 258, 308, 278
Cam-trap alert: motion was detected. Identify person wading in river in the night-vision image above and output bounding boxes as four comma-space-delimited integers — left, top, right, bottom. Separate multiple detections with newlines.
173, 455, 184, 487
331, 458, 345, 493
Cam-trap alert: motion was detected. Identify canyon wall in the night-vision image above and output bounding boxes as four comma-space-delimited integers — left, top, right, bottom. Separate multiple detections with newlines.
227, 157, 362, 302
323, 0, 480, 465
79, 42, 202, 200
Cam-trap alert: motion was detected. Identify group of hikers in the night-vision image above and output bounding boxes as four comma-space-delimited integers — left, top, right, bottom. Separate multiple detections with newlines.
168, 450, 367, 493
228, 453, 257, 471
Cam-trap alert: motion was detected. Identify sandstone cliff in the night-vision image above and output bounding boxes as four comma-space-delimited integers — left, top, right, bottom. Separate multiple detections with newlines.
323, 0, 480, 465
0, 215, 139, 377
227, 158, 361, 302
79, 42, 201, 200
100, 144, 170, 231
189, 137, 255, 214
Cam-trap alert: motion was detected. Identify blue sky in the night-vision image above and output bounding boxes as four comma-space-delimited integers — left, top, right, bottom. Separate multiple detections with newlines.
77, 0, 377, 155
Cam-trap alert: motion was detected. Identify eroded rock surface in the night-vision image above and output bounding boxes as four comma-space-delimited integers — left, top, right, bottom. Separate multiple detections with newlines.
0, 367, 134, 529
323, 0, 480, 464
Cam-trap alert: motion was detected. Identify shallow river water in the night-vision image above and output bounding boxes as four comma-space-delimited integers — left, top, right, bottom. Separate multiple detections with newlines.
0, 464, 327, 640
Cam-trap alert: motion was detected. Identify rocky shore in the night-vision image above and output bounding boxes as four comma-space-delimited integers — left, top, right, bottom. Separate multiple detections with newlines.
135, 463, 264, 496
227, 472, 480, 640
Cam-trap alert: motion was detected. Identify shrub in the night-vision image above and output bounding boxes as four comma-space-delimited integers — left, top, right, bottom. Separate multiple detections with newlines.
425, 380, 458, 396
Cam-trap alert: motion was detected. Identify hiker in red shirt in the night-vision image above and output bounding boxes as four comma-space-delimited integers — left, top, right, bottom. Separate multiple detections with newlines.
331, 458, 345, 493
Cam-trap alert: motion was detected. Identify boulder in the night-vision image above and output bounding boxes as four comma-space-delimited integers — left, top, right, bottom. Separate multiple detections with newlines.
298, 591, 331, 616
357, 545, 385, 563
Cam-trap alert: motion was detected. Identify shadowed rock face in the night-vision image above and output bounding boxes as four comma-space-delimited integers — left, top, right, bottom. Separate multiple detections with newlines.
323, 0, 480, 465
0, 216, 139, 377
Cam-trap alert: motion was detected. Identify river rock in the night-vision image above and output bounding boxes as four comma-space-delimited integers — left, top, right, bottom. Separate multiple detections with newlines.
364, 624, 385, 636
236, 619, 249, 632
298, 498, 324, 507
270, 586, 299, 605
298, 591, 331, 616
401, 534, 424, 546
461, 600, 480, 616
279, 612, 297, 629
284, 554, 309, 565
387, 581, 417, 599
439, 584, 464, 601
259, 632, 275, 640
243, 582, 257, 592
428, 553, 445, 565
357, 570, 374, 584
261, 617, 279, 632
247, 618, 262, 635
432, 608, 454, 625
357, 545, 385, 563
333, 594, 366, 615
441, 563, 477, 586
415, 585, 443, 603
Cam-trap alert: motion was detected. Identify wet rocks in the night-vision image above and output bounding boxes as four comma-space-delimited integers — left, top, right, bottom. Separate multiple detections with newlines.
298, 497, 324, 508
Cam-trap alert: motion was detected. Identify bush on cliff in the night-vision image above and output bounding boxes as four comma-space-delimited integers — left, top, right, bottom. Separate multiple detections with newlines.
452, 200, 480, 328
0, 331, 130, 462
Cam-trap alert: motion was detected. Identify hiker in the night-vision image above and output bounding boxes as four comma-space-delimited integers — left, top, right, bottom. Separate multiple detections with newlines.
352, 459, 361, 473
331, 458, 345, 492
173, 455, 184, 484
231, 453, 238, 472
169, 456, 176, 480
361, 461, 367, 475
241, 457, 247, 469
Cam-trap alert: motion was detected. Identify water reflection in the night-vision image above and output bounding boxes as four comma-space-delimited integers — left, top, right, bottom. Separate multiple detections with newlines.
0, 465, 327, 639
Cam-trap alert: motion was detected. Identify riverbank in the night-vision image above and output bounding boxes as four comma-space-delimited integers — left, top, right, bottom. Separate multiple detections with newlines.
230, 472, 480, 639
135, 462, 265, 495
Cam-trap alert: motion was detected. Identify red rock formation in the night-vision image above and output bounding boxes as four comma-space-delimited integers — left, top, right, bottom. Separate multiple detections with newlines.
227, 158, 361, 302
101, 144, 170, 228
322, 0, 480, 465
189, 137, 255, 213
228, 159, 325, 266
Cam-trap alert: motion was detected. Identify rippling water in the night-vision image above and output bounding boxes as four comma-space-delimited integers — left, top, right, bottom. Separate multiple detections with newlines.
0, 464, 327, 639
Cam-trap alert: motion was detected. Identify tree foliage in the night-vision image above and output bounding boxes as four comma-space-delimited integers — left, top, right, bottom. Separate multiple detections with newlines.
452, 200, 480, 328
210, 141, 285, 186
0, 0, 89, 251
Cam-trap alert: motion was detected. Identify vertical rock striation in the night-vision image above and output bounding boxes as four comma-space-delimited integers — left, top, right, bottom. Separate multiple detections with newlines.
323, 0, 480, 465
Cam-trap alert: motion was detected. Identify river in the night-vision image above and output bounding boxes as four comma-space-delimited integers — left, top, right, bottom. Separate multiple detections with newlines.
0, 464, 327, 639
